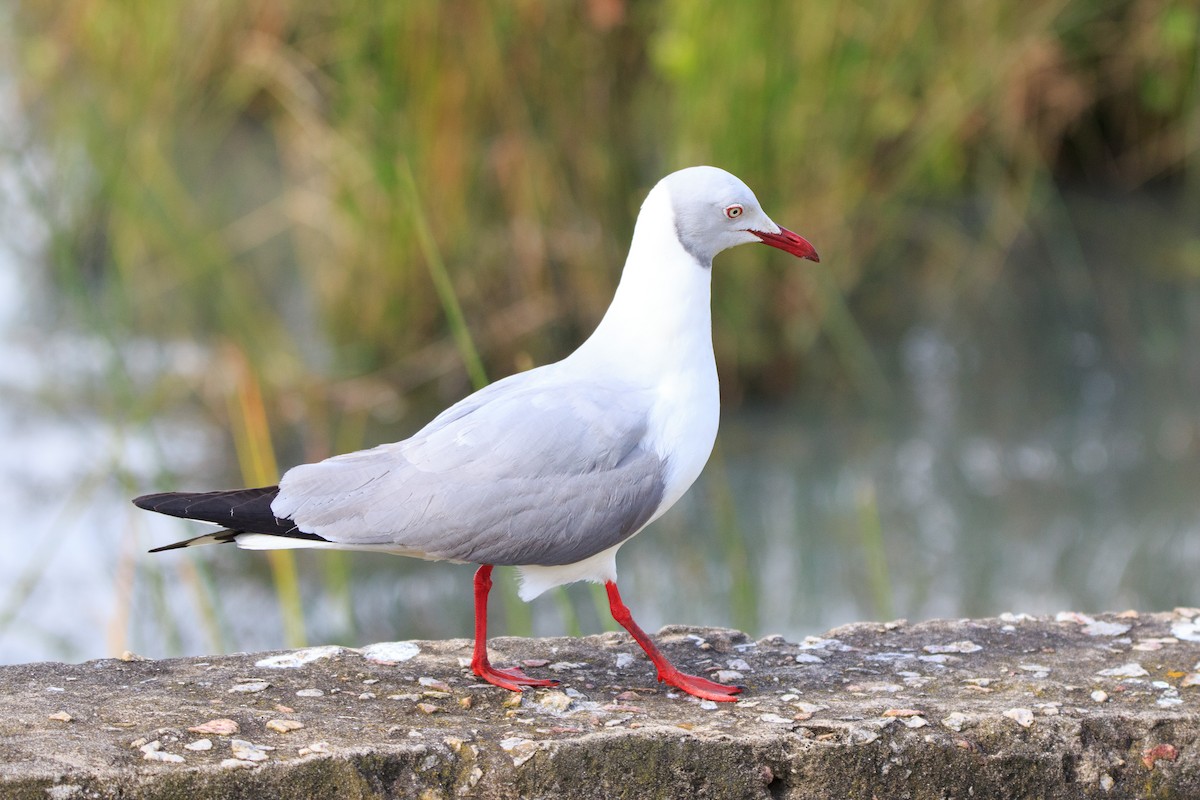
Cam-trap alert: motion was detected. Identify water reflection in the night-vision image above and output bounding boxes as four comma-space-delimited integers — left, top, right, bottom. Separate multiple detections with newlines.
3, 190, 1200, 663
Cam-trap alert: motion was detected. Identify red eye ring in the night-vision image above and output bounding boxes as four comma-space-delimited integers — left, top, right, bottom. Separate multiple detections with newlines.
724, 204, 744, 219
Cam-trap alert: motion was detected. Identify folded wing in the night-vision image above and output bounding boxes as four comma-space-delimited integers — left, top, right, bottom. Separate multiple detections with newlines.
271, 370, 667, 567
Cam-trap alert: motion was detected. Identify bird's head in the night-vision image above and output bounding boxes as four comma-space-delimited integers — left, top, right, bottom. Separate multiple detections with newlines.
658, 166, 819, 267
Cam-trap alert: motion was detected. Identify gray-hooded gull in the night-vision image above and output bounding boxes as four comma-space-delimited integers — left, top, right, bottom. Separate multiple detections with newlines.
134, 165, 819, 702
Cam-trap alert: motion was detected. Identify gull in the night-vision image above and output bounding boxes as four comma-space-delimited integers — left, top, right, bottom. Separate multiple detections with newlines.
134, 166, 819, 702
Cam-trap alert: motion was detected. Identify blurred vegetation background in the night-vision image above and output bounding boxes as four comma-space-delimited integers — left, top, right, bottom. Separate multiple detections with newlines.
1, 0, 1198, 661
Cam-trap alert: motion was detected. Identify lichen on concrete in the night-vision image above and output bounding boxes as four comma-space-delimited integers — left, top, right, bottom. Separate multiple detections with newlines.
2, 610, 1199, 798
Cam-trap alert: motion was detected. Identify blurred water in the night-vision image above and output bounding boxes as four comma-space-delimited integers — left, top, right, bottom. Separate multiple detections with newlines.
2, 173, 1199, 662
0, 165, 210, 662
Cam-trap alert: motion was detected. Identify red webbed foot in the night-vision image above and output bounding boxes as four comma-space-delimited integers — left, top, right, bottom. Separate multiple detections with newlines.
605, 580, 745, 703
658, 667, 743, 702
470, 565, 560, 693
474, 662, 560, 692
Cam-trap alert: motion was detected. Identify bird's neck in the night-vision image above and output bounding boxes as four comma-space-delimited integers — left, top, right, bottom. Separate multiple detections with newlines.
571, 190, 715, 386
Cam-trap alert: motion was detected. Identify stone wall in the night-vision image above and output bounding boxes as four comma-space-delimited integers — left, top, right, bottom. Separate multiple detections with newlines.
3, 611, 1200, 798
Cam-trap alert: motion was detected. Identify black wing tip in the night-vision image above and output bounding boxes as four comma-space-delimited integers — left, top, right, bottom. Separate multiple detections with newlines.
148, 530, 242, 553
147, 540, 194, 553
132, 492, 173, 511
132, 488, 281, 508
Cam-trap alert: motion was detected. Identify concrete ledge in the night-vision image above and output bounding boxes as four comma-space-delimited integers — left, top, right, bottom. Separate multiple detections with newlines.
3, 611, 1200, 799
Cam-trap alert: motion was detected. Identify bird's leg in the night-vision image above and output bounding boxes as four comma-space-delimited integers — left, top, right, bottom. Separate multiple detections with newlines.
605, 581, 742, 702
469, 564, 558, 691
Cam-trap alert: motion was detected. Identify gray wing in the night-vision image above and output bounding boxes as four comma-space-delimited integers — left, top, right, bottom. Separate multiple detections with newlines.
271, 368, 667, 567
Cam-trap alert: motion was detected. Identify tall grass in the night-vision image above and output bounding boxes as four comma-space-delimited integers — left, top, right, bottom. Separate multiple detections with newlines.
2, 1, 1197, 654
11, 2, 1196, 402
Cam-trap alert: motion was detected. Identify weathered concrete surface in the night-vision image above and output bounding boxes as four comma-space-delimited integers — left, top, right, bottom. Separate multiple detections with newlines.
3, 611, 1200, 799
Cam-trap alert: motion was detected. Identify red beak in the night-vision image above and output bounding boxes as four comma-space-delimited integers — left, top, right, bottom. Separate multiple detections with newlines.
752, 227, 820, 262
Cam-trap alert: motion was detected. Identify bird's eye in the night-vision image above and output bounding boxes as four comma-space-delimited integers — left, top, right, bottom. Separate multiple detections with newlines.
724, 204, 744, 220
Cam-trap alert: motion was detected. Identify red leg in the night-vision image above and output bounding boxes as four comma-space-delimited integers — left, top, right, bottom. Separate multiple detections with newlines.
469, 565, 558, 691
606, 581, 742, 702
